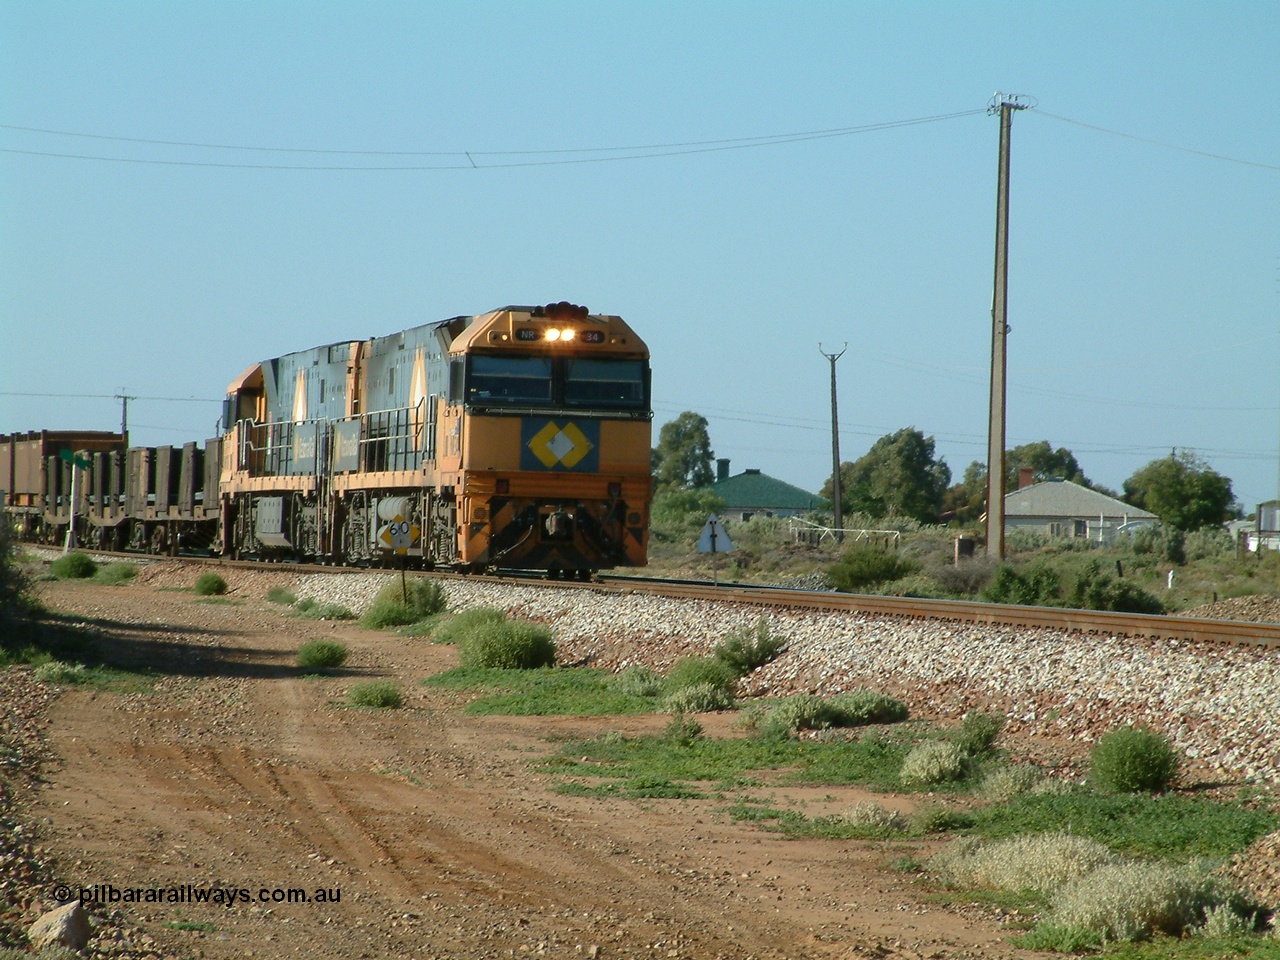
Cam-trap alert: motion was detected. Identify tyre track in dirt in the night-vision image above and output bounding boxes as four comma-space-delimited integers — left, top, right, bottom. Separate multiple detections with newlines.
23, 572, 1048, 960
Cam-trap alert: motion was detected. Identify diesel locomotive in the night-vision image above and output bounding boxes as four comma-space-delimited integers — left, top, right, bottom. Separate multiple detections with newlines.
2, 303, 653, 576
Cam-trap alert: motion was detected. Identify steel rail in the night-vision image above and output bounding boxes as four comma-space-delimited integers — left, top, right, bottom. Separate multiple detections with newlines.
593, 576, 1280, 648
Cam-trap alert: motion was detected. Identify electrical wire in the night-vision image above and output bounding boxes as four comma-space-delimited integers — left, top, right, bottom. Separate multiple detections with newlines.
1033, 110, 1280, 173
0, 110, 985, 170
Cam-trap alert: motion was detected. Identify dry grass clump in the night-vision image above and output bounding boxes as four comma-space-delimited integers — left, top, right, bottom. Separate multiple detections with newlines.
900, 740, 969, 787
613, 665, 664, 698
662, 682, 733, 714
930, 832, 1120, 895
840, 801, 908, 834
1046, 860, 1233, 941
977, 764, 1045, 802
711, 618, 788, 676
738, 690, 907, 739
33, 660, 89, 685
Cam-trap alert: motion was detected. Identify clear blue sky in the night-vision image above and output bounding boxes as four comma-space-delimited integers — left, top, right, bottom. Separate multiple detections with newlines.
3, 2, 1278, 512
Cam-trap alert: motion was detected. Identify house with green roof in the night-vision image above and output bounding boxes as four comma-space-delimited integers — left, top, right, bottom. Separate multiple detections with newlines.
707, 459, 827, 522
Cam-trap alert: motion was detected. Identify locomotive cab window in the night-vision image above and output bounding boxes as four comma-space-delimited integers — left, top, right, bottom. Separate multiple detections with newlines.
466, 355, 552, 405
564, 359, 647, 409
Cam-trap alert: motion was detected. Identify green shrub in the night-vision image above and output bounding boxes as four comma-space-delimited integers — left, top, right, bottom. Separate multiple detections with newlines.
661, 714, 704, 746
406, 578, 447, 617
346, 680, 403, 709
613, 665, 664, 698
929, 832, 1120, 895
266, 586, 297, 605
296, 640, 348, 670
1131, 525, 1186, 565
666, 655, 737, 695
713, 618, 788, 676
1183, 527, 1234, 562
825, 690, 908, 725
745, 691, 908, 739
828, 545, 918, 593
981, 562, 1060, 606
359, 597, 419, 629
50, 551, 97, 580
430, 607, 509, 645
194, 572, 228, 596
952, 711, 1003, 756
93, 562, 138, 585
661, 682, 733, 714
900, 740, 969, 788
1090, 726, 1180, 793
457, 619, 556, 670
0, 522, 33, 617
1069, 560, 1165, 614
359, 578, 447, 629
1045, 860, 1231, 941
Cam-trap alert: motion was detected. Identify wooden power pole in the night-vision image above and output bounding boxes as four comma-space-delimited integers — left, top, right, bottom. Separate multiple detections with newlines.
985, 94, 1031, 560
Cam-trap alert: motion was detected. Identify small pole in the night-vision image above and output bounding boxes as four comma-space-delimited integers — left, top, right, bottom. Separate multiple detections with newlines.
64, 459, 78, 553
819, 344, 847, 543
710, 524, 718, 586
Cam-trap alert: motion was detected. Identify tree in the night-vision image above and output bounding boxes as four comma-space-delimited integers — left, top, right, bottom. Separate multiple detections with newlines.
821, 427, 951, 524
1006, 440, 1091, 489
942, 461, 988, 524
1122, 450, 1238, 532
652, 412, 715, 491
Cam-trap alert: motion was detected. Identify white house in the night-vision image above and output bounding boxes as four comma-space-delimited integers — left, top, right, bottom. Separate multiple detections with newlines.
1004, 478, 1157, 544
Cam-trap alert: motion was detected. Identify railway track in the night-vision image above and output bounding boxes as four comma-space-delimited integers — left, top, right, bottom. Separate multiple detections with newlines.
29, 547, 1280, 650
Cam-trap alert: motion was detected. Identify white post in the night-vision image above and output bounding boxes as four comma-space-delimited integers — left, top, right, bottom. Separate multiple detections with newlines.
63, 461, 78, 553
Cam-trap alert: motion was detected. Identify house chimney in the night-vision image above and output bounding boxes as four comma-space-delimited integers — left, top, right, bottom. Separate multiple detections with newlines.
1017, 466, 1035, 489
716, 458, 730, 482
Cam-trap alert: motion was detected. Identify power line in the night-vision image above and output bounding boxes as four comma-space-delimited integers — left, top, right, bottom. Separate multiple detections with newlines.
0, 390, 215, 403
1033, 110, 1280, 173
0, 110, 986, 170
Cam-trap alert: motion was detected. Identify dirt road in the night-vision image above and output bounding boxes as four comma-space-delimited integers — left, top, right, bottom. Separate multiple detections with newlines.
21, 569, 1045, 959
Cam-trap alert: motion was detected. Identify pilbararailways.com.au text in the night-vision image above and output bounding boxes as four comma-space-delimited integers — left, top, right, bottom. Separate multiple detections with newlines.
60, 883, 341, 908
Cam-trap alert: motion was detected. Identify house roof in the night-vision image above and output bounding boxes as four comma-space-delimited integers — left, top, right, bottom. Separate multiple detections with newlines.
1004, 479, 1157, 521
709, 469, 827, 512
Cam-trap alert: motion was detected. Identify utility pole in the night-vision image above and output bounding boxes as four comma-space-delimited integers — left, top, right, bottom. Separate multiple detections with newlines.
115, 393, 134, 445
820, 344, 847, 542
985, 93, 1031, 560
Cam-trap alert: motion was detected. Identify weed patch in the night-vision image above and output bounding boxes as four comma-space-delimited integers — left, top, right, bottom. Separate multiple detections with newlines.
346, 680, 403, 709
297, 640, 348, 670
423, 667, 660, 716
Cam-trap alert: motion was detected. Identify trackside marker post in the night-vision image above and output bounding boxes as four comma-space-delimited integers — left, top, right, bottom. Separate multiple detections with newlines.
59, 449, 91, 553
697, 514, 735, 585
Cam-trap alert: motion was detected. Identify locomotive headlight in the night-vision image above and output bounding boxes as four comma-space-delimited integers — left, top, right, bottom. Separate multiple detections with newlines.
560, 329, 576, 342
544, 328, 575, 342
545, 329, 561, 342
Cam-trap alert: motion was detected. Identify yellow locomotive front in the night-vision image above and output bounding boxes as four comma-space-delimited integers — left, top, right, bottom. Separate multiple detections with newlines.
437, 303, 651, 575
